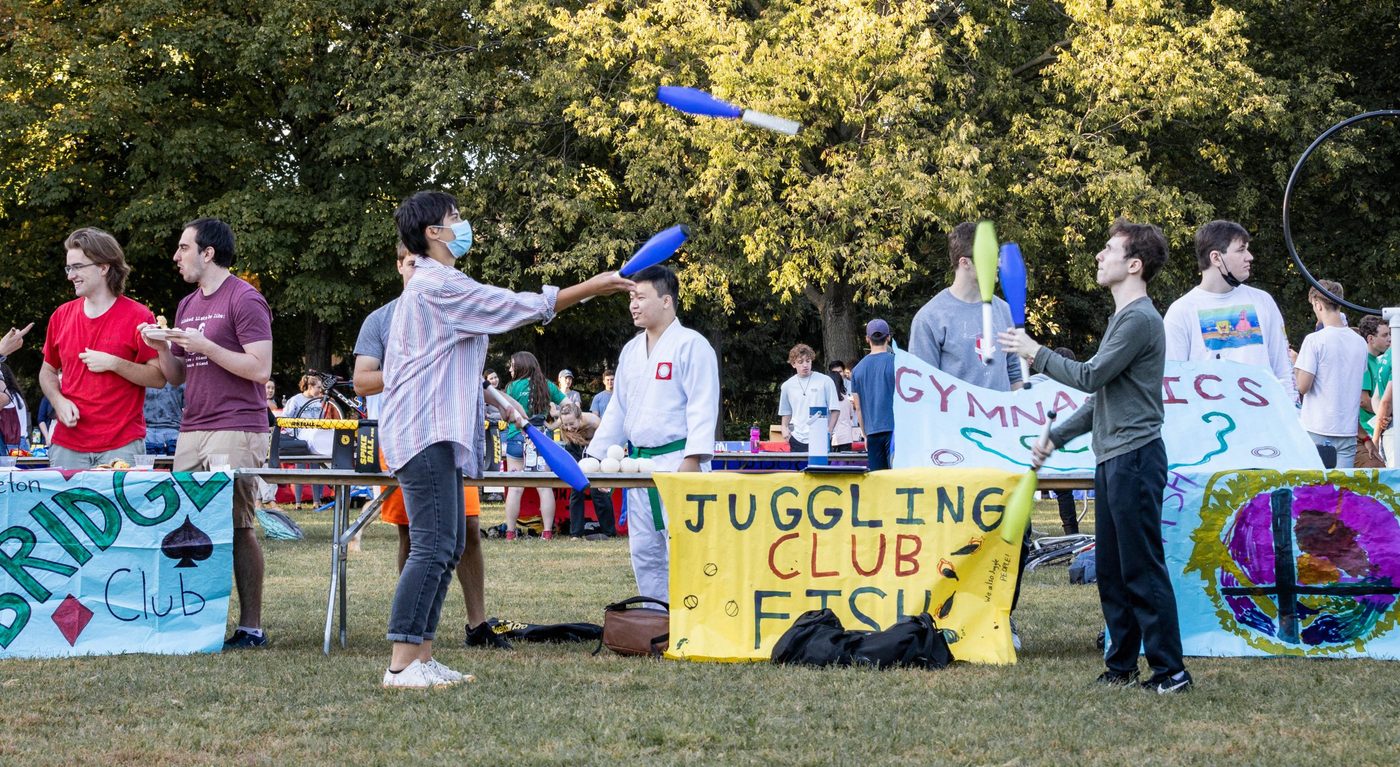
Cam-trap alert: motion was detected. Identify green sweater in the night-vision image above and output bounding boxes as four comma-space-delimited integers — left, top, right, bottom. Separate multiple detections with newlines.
1036, 296, 1165, 463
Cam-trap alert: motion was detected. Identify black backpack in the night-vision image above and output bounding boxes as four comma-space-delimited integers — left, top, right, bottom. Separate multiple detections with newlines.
770, 609, 952, 670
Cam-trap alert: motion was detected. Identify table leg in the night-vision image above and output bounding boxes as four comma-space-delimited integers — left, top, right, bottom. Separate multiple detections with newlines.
338, 485, 349, 647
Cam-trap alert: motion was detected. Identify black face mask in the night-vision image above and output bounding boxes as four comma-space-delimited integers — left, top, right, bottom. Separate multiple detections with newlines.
1216, 256, 1242, 288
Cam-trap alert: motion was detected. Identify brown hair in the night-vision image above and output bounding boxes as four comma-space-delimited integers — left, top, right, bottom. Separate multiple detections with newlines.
1309, 280, 1344, 311
64, 227, 130, 295
1193, 220, 1250, 273
298, 374, 323, 394
1108, 218, 1168, 284
788, 343, 816, 365
947, 222, 976, 270
509, 351, 551, 416
1359, 315, 1386, 341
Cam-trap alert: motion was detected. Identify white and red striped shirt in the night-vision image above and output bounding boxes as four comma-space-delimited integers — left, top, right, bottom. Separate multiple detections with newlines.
380, 256, 558, 475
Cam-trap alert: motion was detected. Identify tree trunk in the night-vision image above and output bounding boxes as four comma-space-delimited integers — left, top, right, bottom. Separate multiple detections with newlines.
304, 316, 332, 374
804, 280, 860, 369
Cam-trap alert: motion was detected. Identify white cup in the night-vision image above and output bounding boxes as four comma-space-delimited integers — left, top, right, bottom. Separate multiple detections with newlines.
0, 456, 17, 469
208, 453, 232, 472
133, 454, 157, 469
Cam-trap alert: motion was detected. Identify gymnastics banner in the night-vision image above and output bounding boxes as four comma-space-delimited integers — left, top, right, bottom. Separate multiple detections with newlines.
658, 468, 1022, 664
1167, 469, 1400, 659
0, 470, 233, 659
891, 352, 1321, 474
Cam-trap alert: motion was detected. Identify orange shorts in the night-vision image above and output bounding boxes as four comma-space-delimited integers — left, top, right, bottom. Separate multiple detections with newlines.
378, 485, 480, 525
377, 452, 479, 525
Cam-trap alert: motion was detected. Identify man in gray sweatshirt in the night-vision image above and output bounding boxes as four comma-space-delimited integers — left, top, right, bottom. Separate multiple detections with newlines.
1000, 219, 1191, 694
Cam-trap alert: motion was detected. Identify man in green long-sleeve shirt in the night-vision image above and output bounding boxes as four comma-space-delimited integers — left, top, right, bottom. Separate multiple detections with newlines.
1000, 219, 1192, 695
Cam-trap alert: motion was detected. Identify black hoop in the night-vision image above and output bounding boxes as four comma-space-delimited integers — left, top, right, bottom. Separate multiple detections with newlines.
1282, 110, 1400, 317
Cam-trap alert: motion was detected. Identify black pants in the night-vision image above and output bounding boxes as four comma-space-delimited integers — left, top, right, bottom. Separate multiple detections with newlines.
1055, 489, 1079, 534
1094, 439, 1184, 677
865, 432, 892, 471
565, 443, 615, 536
788, 437, 808, 452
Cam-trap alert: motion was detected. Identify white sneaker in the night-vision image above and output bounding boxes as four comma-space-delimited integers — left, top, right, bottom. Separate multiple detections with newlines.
381, 659, 454, 689
422, 658, 475, 685
1010, 617, 1022, 651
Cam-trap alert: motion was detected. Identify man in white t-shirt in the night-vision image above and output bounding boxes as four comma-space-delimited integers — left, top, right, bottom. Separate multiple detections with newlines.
778, 343, 839, 452
1295, 279, 1369, 468
1163, 220, 1296, 401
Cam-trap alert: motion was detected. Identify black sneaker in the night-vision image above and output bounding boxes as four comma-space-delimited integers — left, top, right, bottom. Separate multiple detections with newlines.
1094, 669, 1139, 687
1142, 670, 1193, 694
223, 629, 269, 649
465, 621, 513, 650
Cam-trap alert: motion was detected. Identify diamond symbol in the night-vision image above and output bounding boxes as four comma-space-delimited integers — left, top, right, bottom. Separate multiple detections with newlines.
51, 595, 94, 646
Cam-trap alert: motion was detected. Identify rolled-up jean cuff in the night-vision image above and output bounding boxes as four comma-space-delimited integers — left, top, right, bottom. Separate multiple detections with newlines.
385, 632, 423, 645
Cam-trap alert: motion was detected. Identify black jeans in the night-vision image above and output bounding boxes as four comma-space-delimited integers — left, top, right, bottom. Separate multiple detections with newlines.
864, 432, 892, 471
1094, 439, 1184, 678
1055, 489, 1079, 534
564, 443, 615, 536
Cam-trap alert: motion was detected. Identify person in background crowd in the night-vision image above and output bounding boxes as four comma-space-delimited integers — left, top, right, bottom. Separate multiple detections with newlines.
503, 351, 565, 540
265, 379, 281, 416
1295, 280, 1368, 469
553, 400, 617, 538
1, 361, 28, 453
557, 368, 582, 409
1356, 315, 1391, 469
590, 368, 615, 419
143, 217, 274, 650
851, 320, 895, 471
143, 383, 184, 455
778, 343, 839, 452
827, 368, 856, 452
42, 227, 165, 468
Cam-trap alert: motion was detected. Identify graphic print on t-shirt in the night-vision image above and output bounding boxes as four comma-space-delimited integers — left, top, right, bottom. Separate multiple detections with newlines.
1198, 304, 1263, 352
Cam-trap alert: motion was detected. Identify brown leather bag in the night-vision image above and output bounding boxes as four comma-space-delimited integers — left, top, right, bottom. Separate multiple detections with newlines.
599, 597, 669, 657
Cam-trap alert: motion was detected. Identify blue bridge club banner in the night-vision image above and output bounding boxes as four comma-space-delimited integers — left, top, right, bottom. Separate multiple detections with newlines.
0, 470, 234, 659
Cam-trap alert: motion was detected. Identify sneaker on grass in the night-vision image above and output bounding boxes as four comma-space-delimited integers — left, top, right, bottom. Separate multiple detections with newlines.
422, 658, 474, 685
1141, 670, 1193, 694
382, 659, 457, 689
1094, 669, 1140, 687
223, 629, 269, 650
466, 621, 513, 650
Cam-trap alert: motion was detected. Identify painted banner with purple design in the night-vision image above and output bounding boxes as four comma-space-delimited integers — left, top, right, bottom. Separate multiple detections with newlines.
1165, 469, 1400, 659
0, 470, 233, 658
891, 353, 1322, 473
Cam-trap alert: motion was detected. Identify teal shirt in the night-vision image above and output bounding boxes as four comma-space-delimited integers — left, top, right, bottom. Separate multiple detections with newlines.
503, 378, 564, 440
1362, 349, 1391, 437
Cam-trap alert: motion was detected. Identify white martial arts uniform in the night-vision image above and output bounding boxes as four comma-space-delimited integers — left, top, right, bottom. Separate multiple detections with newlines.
588, 319, 720, 603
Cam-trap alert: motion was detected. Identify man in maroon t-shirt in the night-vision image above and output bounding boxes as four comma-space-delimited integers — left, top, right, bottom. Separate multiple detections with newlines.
41, 228, 165, 469
142, 218, 274, 650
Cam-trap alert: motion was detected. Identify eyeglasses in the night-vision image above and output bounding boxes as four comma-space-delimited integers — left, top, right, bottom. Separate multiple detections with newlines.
63, 263, 97, 275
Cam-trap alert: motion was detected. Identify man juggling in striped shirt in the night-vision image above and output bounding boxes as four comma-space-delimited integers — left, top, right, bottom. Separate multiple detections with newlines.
377, 191, 634, 689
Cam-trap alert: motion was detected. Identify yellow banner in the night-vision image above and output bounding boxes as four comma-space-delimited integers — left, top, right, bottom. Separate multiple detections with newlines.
655, 468, 1024, 664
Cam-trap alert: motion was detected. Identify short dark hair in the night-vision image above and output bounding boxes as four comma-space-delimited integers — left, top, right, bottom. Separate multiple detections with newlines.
828, 360, 845, 372
395, 191, 457, 258
1309, 280, 1344, 311
1359, 315, 1386, 341
632, 264, 679, 305
184, 218, 236, 268
947, 222, 976, 270
1108, 218, 1168, 284
64, 227, 130, 295
1194, 220, 1250, 273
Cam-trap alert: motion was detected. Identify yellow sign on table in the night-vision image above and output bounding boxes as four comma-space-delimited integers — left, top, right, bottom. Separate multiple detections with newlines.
655, 468, 1024, 664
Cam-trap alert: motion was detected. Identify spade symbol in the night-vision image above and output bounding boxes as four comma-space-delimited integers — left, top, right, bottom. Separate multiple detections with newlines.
938, 558, 959, 581
937, 594, 954, 620
161, 515, 213, 568
950, 537, 982, 556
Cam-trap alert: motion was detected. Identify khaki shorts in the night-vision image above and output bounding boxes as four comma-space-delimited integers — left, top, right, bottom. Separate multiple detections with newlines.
174, 430, 271, 529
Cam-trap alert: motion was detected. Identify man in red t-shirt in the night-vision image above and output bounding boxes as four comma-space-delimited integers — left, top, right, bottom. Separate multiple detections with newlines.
40, 228, 165, 469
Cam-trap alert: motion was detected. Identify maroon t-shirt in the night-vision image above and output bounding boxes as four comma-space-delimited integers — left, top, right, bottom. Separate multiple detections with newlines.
171, 275, 272, 432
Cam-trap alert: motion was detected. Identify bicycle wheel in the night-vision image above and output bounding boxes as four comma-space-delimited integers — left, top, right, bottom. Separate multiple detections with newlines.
319, 398, 345, 421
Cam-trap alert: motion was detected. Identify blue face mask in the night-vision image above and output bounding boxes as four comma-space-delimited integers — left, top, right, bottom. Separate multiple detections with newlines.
434, 220, 473, 259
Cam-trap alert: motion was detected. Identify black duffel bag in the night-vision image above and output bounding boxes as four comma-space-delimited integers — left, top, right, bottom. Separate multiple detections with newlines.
771, 609, 952, 670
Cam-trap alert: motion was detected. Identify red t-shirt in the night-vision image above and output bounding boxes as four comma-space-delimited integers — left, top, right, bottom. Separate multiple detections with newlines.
42, 295, 158, 452
171, 275, 273, 433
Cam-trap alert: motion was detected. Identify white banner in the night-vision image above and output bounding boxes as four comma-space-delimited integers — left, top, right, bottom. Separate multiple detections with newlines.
891, 352, 1322, 473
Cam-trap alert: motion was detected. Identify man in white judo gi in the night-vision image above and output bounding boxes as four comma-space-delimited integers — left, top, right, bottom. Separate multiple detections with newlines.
588, 265, 720, 603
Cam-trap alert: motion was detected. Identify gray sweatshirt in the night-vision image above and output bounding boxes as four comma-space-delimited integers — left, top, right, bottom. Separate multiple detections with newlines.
909, 289, 1022, 391
1035, 297, 1164, 463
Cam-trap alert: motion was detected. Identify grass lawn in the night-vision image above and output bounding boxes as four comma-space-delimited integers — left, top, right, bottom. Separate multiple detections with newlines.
2, 500, 1397, 766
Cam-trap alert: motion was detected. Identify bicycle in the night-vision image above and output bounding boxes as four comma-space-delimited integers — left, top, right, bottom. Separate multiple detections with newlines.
1025, 532, 1095, 571
287, 370, 366, 421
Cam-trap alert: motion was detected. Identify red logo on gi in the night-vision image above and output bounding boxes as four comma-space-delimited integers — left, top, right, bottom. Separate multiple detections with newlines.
655, 362, 673, 380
